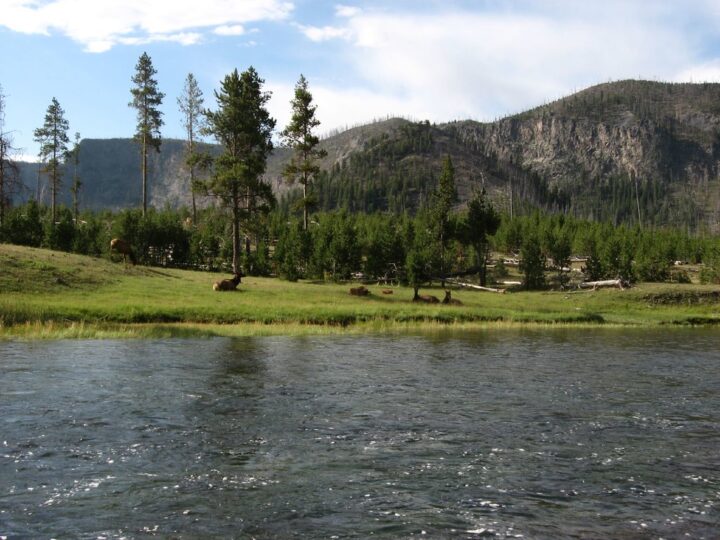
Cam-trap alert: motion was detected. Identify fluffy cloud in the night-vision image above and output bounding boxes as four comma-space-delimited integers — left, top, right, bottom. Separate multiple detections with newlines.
213, 25, 246, 36
335, 5, 360, 18
267, 80, 432, 140
296, 24, 350, 43
0, 0, 292, 52
295, 2, 717, 123
674, 60, 720, 83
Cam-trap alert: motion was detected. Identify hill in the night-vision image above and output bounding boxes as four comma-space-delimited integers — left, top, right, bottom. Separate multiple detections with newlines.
14, 80, 720, 228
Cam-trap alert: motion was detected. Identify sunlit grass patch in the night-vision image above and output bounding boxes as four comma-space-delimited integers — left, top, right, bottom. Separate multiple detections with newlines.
2, 244, 720, 339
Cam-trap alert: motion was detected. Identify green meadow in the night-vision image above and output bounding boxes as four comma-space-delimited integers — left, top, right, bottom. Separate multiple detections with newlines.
1, 243, 719, 339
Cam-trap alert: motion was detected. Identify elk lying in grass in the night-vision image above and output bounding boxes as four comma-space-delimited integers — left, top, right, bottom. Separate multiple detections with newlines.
213, 273, 241, 291
110, 238, 136, 265
412, 288, 439, 303
350, 285, 370, 296
442, 290, 463, 305
381, 289, 393, 295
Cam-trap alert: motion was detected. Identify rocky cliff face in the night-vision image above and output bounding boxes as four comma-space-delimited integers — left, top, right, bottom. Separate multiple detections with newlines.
447, 80, 720, 226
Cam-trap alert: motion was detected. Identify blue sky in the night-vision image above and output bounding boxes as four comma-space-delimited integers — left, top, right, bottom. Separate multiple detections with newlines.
2, 0, 720, 160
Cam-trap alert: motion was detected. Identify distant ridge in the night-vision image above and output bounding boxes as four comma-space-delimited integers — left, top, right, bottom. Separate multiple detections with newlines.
15, 80, 720, 229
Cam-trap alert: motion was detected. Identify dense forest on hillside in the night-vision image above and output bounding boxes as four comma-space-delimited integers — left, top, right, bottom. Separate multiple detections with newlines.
11, 80, 720, 231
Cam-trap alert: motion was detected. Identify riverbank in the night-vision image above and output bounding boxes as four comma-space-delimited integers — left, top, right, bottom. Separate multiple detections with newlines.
2, 244, 719, 339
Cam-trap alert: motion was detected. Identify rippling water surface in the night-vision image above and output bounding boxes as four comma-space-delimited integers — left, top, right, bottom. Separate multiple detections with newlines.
1, 329, 719, 538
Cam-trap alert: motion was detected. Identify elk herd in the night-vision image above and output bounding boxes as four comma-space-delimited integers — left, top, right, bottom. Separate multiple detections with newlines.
109, 238, 465, 303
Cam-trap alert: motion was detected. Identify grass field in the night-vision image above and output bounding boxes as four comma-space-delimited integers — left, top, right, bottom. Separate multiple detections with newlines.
1, 243, 719, 339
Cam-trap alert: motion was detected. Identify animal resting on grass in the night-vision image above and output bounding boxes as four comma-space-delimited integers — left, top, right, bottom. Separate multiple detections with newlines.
213, 273, 242, 291
412, 288, 439, 303
350, 285, 370, 296
109, 238, 136, 265
442, 290, 463, 305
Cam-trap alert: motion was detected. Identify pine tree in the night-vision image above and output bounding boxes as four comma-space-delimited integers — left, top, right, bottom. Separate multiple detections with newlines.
281, 75, 327, 231
520, 233, 545, 290
177, 73, 205, 224
33, 97, 69, 226
69, 132, 82, 225
129, 52, 164, 216
463, 188, 500, 286
0, 84, 20, 228
431, 155, 458, 286
203, 67, 276, 275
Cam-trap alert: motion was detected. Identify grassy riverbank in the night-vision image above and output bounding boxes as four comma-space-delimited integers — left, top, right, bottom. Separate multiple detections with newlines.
2, 244, 719, 339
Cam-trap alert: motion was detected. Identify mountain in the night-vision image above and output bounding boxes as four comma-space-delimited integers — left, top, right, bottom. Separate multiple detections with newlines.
14, 80, 720, 229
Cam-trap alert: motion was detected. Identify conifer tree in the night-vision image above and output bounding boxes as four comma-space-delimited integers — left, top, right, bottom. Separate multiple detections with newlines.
203, 67, 276, 275
69, 132, 82, 225
0, 84, 20, 228
129, 52, 164, 216
520, 233, 545, 290
431, 155, 457, 285
177, 73, 205, 224
33, 97, 69, 226
282, 75, 327, 231
463, 188, 500, 285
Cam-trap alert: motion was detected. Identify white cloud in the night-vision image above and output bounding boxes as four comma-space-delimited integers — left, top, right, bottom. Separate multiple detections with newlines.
335, 5, 360, 18
0, 0, 292, 52
674, 60, 720, 83
267, 81, 426, 139
306, 5, 703, 122
296, 24, 350, 42
213, 24, 246, 36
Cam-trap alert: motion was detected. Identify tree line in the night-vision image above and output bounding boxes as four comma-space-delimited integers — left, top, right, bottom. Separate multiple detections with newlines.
3, 173, 720, 288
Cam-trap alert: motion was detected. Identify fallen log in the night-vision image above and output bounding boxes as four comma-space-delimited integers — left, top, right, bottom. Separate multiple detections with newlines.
445, 278, 506, 293
578, 279, 626, 290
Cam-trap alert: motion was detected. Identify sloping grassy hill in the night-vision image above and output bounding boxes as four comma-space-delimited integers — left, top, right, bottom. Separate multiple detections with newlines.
1, 244, 719, 339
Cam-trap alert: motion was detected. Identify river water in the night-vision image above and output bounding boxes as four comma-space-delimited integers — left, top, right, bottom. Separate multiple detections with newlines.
1, 330, 719, 539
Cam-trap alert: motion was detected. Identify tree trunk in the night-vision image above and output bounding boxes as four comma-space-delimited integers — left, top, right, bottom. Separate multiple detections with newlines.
232, 193, 241, 276
50, 159, 57, 226
302, 179, 308, 231
579, 279, 626, 290
446, 279, 505, 293
190, 166, 197, 225
440, 228, 446, 288
142, 133, 147, 216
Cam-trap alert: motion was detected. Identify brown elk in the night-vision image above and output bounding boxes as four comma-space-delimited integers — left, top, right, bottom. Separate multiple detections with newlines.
442, 290, 463, 305
349, 285, 370, 296
213, 273, 242, 291
110, 238, 136, 265
412, 288, 439, 303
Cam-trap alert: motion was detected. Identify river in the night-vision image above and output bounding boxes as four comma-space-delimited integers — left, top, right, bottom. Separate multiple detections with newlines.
1, 329, 719, 538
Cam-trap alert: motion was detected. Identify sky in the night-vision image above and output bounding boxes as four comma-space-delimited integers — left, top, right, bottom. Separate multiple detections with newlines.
2, 0, 720, 161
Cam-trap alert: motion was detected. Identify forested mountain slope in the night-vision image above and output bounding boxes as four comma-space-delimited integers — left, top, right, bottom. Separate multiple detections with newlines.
16, 80, 720, 229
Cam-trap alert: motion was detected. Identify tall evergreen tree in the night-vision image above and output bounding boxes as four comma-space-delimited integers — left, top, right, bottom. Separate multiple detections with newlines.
129, 52, 164, 216
0, 84, 20, 228
463, 188, 500, 286
431, 155, 457, 285
203, 67, 276, 275
520, 233, 546, 290
281, 74, 327, 231
33, 97, 69, 225
69, 132, 82, 225
177, 73, 205, 224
